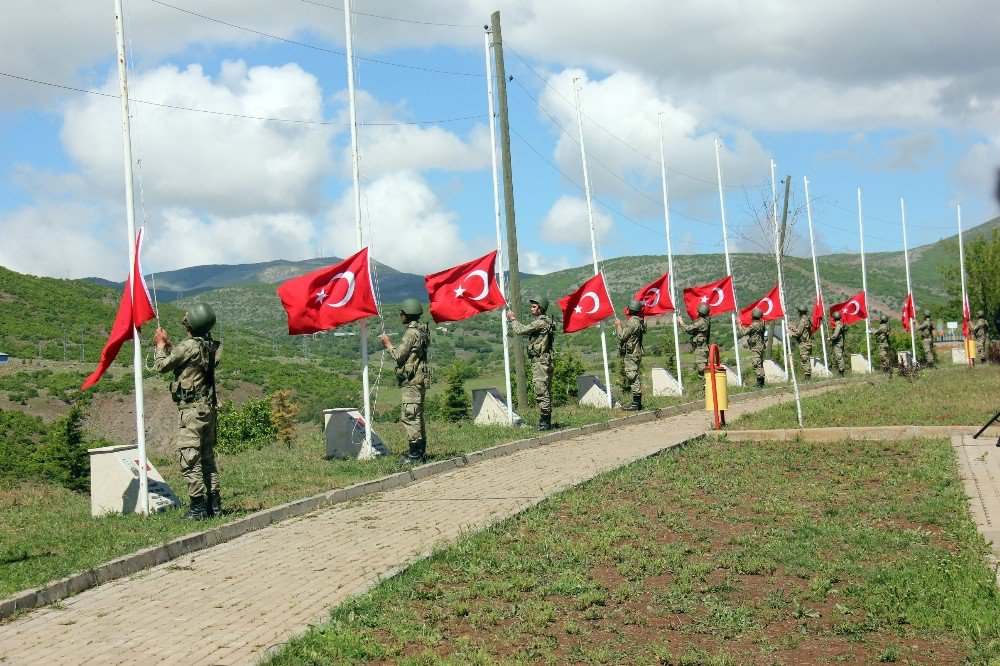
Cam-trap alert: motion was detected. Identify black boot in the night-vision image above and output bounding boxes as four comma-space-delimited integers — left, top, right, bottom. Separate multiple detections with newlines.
537, 410, 552, 431
838, 369, 845, 377
208, 491, 222, 517
182, 496, 207, 521
623, 396, 642, 411
756, 376, 765, 388
399, 442, 426, 466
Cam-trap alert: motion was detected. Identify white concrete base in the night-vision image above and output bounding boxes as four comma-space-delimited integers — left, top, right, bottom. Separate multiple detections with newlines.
323, 408, 390, 460
89, 444, 180, 516
810, 358, 833, 377
472, 388, 523, 426
578, 375, 617, 408
651, 367, 682, 396
763, 359, 786, 384
718, 364, 742, 387
952, 348, 968, 364
850, 354, 872, 373
897, 351, 914, 367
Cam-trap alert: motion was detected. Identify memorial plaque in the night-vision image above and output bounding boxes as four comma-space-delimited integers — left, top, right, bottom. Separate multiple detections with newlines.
323, 408, 389, 460
472, 388, 523, 426
89, 444, 180, 517
578, 375, 617, 408
651, 367, 682, 396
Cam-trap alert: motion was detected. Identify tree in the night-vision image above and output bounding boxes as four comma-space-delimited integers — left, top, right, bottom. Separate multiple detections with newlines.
941, 227, 1000, 334
269, 389, 300, 448
34, 403, 90, 492
441, 364, 472, 423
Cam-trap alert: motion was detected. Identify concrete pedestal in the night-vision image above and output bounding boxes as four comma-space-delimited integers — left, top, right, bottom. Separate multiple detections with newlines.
718, 364, 741, 387
472, 388, 523, 426
897, 351, 914, 367
323, 408, 389, 460
763, 359, 786, 384
651, 367, 682, 396
952, 348, 968, 364
810, 358, 833, 377
578, 375, 617, 408
89, 444, 180, 517
850, 354, 871, 373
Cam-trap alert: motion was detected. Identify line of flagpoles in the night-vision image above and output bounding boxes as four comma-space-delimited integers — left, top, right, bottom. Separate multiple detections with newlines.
100, 4, 982, 516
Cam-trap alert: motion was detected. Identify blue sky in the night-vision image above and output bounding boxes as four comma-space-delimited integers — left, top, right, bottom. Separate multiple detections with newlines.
2, 0, 998, 280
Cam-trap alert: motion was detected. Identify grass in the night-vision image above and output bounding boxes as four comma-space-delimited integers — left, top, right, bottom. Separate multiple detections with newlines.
265, 433, 1000, 665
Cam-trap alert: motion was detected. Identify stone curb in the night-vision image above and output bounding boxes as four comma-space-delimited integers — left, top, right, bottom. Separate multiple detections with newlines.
709, 424, 1000, 442
0, 374, 859, 620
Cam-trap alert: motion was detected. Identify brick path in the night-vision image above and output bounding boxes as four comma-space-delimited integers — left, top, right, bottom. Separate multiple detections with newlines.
0, 389, 821, 665
953, 433, 1000, 574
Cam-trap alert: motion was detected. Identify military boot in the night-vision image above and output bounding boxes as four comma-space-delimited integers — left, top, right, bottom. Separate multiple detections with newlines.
208, 491, 222, 517
399, 441, 426, 466
537, 411, 552, 431
756, 376, 765, 388
182, 496, 208, 521
838, 369, 845, 377
623, 396, 642, 411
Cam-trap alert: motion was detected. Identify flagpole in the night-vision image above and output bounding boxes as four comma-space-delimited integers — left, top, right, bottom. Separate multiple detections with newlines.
857, 187, 873, 373
777, 175, 803, 426
714, 137, 743, 385
343, 0, 373, 457
771, 159, 790, 380
900, 198, 918, 361
485, 32, 514, 424
113, 0, 149, 515
573, 79, 613, 408
803, 177, 829, 369
957, 204, 970, 360
657, 114, 683, 394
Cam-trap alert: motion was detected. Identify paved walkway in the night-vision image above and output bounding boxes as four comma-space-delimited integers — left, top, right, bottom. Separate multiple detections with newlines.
954, 433, 1000, 572
0, 388, 838, 665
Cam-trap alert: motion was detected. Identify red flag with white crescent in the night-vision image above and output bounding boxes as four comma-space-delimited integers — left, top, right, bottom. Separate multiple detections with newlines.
424, 250, 507, 323
682, 275, 736, 318
559, 273, 615, 333
277, 247, 379, 334
963, 297, 971, 338
811, 292, 825, 334
829, 290, 868, 327
901, 293, 915, 333
738, 284, 784, 326
631, 272, 675, 316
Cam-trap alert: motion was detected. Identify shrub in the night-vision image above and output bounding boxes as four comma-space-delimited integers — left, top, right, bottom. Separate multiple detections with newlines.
217, 398, 276, 454
441, 365, 472, 423
33, 404, 90, 493
269, 389, 300, 448
0, 410, 46, 486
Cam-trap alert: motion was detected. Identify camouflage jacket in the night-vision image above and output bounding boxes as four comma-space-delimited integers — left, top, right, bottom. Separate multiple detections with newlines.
618, 315, 646, 358
874, 323, 890, 346
788, 314, 813, 343
916, 319, 933, 339
154, 336, 216, 408
971, 318, 989, 340
680, 316, 710, 348
829, 322, 846, 345
388, 321, 430, 388
740, 320, 766, 351
511, 314, 555, 359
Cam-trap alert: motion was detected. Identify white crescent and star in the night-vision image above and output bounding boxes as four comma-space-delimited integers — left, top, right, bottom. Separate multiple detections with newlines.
643, 288, 661, 308
325, 271, 356, 308
709, 287, 726, 307
846, 300, 861, 316
574, 291, 601, 315
760, 297, 774, 316
454, 270, 491, 301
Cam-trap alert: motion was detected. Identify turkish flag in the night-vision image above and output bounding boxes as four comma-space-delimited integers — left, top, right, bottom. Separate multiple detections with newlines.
901, 293, 915, 332
277, 247, 379, 335
82, 228, 157, 390
811, 292, 825, 334
559, 273, 615, 333
963, 297, 971, 338
424, 250, 507, 323
829, 290, 868, 327
683, 275, 736, 319
738, 285, 784, 326
632, 272, 675, 316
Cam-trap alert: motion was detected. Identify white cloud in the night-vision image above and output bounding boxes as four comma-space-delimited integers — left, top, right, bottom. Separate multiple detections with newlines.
519, 250, 570, 275
0, 203, 120, 278
539, 195, 612, 249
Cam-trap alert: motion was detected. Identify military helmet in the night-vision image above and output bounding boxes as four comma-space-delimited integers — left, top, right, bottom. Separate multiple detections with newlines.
924, 311, 931, 319
978, 309, 985, 317
529, 296, 549, 312
751, 307, 763, 320
797, 305, 808, 314
627, 299, 643, 314
832, 310, 842, 320
184, 303, 216, 336
879, 313, 888, 323
400, 298, 423, 316
697, 303, 710, 316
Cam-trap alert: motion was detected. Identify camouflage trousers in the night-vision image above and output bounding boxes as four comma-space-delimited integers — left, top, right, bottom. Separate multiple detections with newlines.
748, 347, 765, 380
878, 345, 893, 373
976, 338, 988, 363
176, 403, 218, 499
798, 342, 813, 378
922, 338, 935, 367
620, 355, 642, 398
832, 343, 847, 373
401, 384, 426, 455
692, 345, 709, 376
531, 354, 554, 413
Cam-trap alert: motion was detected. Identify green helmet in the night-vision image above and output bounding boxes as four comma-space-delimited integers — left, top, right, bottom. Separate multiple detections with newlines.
751, 307, 763, 320
697, 303, 710, 317
797, 305, 808, 314
924, 311, 931, 319
879, 313, 888, 323
627, 299, 643, 314
400, 298, 423, 316
832, 310, 842, 321
529, 296, 549, 313
978, 309, 985, 317
184, 303, 216, 336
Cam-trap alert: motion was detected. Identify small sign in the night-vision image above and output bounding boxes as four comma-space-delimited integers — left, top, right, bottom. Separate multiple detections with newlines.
946, 322, 958, 330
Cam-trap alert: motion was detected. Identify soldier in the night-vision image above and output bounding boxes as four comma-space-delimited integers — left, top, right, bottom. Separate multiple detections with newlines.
787, 305, 814, 380
381, 299, 430, 466
917, 312, 936, 367
615, 300, 646, 411
829, 310, 847, 377
153, 303, 221, 521
971, 309, 990, 364
738, 307, 767, 388
874, 313, 893, 375
678, 303, 712, 377
509, 297, 556, 431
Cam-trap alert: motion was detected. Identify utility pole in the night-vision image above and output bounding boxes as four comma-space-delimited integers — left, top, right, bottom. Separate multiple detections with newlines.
490, 10, 527, 411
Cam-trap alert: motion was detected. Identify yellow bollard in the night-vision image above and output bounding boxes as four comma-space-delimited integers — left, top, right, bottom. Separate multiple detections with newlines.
705, 371, 728, 411
966, 338, 977, 360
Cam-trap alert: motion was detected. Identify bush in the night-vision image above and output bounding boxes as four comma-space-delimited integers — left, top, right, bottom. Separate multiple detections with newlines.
441, 365, 472, 423
217, 398, 276, 454
33, 404, 90, 493
269, 389, 300, 448
0, 410, 46, 486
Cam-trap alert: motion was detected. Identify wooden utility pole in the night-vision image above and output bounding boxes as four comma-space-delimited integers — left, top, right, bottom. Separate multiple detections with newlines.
766, 177, 792, 359
490, 11, 527, 410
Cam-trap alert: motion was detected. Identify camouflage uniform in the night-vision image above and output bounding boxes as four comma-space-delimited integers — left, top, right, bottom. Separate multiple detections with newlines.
787, 313, 814, 379
739, 319, 767, 385
618, 314, 646, 401
680, 316, 711, 376
917, 317, 936, 367
829, 320, 847, 374
874, 322, 893, 374
154, 336, 219, 503
971, 316, 990, 363
511, 314, 555, 415
387, 321, 430, 460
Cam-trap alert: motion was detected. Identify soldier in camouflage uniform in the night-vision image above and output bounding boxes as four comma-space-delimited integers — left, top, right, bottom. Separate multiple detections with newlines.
787, 305, 814, 380
829, 310, 847, 376
917, 312, 936, 367
153, 303, 221, 521
614, 300, 646, 411
509, 297, 556, 431
738, 307, 767, 388
971, 310, 990, 364
381, 299, 430, 465
874, 313, 893, 376
678, 303, 712, 377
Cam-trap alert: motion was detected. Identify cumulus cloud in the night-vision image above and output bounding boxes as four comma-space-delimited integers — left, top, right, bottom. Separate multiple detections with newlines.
519, 250, 570, 275
539, 194, 612, 249
0, 202, 120, 278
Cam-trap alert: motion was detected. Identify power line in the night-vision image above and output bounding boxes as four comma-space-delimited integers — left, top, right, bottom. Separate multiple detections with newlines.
290, 0, 480, 28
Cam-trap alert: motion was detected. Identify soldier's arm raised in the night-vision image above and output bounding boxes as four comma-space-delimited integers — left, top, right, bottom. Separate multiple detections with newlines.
153, 338, 194, 373
387, 329, 417, 363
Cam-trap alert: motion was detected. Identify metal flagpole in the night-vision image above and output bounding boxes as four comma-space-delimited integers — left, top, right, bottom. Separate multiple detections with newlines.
485, 32, 514, 424
957, 205, 970, 361
657, 114, 683, 394
714, 137, 743, 384
573, 79, 613, 408
803, 177, 829, 369
857, 188, 873, 372
777, 175, 803, 426
900, 199, 918, 361
113, 0, 149, 515
343, 0, 374, 457
771, 159, 790, 380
